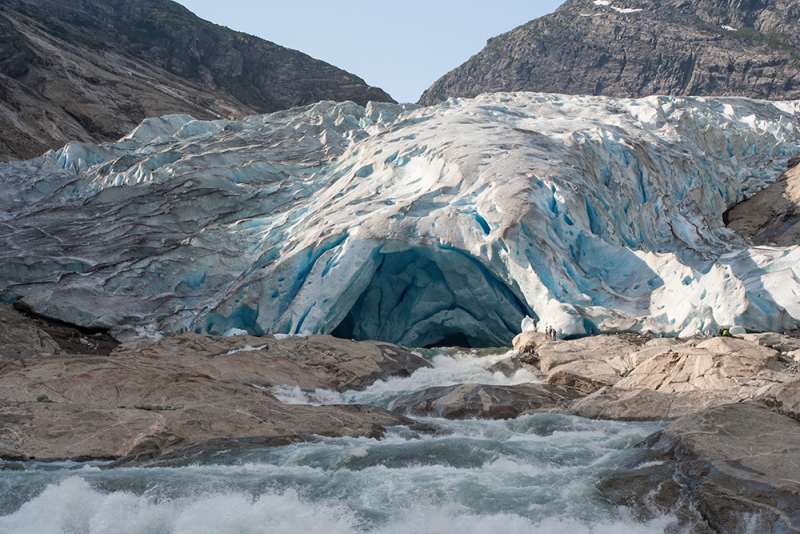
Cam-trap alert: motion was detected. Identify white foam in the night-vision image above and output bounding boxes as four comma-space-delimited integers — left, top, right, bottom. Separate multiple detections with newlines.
342, 349, 543, 408
0, 472, 681, 534
268, 385, 343, 406
0, 477, 359, 534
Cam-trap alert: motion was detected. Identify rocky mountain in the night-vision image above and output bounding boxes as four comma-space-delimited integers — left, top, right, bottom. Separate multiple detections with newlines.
419, 0, 800, 105
0, 0, 393, 161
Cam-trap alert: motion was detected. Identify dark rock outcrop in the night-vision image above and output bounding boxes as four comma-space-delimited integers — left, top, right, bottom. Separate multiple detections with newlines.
390, 383, 579, 419
599, 403, 800, 533
419, 0, 800, 105
725, 163, 800, 246
0, 0, 393, 161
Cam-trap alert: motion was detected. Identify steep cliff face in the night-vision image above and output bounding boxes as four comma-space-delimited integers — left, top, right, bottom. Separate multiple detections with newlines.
419, 0, 800, 105
0, 0, 394, 161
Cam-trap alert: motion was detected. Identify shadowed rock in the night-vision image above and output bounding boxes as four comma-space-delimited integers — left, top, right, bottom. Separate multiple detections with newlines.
760, 377, 800, 422
726, 164, 800, 246
546, 359, 622, 394
0, 305, 61, 359
390, 383, 579, 420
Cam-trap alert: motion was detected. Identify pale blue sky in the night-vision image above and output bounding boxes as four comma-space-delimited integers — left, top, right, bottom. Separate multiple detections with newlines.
175, 1, 564, 103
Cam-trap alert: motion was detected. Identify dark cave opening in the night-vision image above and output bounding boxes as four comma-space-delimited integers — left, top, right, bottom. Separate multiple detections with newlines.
330, 245, 531, 348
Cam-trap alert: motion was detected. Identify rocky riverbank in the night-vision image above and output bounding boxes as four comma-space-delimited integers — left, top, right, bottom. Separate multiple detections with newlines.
0, 305, 430, 463
3, 304, 800, 530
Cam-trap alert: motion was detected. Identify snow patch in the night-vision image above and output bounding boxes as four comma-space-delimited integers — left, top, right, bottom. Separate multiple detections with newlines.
611, 7, 643, 13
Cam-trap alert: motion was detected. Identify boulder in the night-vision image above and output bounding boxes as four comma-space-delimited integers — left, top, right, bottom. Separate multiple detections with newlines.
486, 354, 541, 378
567, 388, 741, 421
112, 333, 432, 392
623, 337, 680, 366
0, 304, 61, 359
390, 383, 579, 419
741, 332, 800, 352
600, 403, 800, 533
0, 394, 410, 463
760, 377, 800, 422
511, 331, 547, 354
545, 360, 621, 395
624, 402, 800, 534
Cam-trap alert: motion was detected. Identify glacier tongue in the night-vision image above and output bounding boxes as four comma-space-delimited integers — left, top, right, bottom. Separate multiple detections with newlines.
1, 94, 799, 345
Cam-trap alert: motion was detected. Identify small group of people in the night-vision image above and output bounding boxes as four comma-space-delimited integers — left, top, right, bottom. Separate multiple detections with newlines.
544, 326, 557, 340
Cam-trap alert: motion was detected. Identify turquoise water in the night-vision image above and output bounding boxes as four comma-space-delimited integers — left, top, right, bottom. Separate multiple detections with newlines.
0, 349, 675, 534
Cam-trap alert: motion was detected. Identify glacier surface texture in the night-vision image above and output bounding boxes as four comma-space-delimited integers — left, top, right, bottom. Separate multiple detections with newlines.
1, 94, 799, 345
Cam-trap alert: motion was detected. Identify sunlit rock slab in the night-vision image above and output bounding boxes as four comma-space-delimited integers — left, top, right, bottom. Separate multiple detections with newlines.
0, 332, 425, 461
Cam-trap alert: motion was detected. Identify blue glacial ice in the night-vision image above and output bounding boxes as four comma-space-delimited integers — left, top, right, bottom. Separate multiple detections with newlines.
1, 94, 799, 345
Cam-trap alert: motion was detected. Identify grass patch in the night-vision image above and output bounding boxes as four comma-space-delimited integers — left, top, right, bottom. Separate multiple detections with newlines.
768, 33, 796, 53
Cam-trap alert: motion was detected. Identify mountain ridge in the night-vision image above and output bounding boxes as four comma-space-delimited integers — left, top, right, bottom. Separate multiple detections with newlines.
0, 0, 394, 162
419, 0, 800, 105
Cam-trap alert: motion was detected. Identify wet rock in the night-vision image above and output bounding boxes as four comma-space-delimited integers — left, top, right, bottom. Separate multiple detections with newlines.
605, 403, 800, 534
486, 354, 541, 378
390, 383, 579, 419
567, 388, 741, 421
598, 463, 715, 533
0, 333, 423, 462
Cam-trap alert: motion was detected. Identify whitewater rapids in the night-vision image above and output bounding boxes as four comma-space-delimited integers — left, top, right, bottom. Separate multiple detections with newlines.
0, 348, 676, 534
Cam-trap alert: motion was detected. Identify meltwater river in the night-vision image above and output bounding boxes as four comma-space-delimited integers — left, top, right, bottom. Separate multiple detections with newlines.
0, 349, 679, 533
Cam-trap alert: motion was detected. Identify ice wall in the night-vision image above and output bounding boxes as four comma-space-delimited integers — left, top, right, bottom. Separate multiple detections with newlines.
1, 94, 798, 344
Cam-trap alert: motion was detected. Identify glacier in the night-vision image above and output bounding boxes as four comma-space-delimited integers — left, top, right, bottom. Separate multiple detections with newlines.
1, 93, 799, 346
